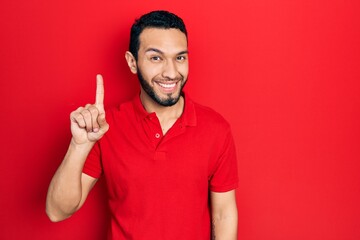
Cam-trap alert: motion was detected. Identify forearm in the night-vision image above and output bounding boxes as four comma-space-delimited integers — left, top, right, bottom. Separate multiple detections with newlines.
46, 140, 94, 222
210, 190, 238, 240
212, 210, 238, 240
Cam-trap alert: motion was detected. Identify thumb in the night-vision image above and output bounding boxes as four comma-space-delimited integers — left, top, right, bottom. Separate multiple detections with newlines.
98, 113, 109, 132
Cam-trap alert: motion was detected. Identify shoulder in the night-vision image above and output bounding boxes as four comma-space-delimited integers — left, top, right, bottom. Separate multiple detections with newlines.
104, 99, 135, 123
191, 100, 231, 131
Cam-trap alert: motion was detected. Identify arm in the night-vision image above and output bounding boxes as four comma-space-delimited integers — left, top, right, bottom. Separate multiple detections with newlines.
46, 74, 109, 222
45, 142, 98, 222
210, 190, 238, 240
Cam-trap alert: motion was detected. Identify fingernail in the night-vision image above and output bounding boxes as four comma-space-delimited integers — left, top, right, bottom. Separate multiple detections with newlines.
93, 128, 99, 132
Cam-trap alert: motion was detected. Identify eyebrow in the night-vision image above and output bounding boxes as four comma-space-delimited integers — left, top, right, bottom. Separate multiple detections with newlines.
145, 48, 189, 55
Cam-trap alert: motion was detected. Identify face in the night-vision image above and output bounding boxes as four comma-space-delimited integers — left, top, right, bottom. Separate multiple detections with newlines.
127, 28, 189, 107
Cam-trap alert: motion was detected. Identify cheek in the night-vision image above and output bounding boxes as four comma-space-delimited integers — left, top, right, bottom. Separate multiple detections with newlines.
178, 64, 189, 77
139, 62, 161, 80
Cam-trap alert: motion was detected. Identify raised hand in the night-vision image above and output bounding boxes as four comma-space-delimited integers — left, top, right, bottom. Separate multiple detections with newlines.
70, 74, 109, 145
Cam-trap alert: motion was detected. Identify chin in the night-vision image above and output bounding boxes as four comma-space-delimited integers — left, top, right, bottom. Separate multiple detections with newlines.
156, 93, 182, 107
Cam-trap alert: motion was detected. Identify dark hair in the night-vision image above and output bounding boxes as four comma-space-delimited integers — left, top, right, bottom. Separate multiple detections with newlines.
129, 10, 188, 60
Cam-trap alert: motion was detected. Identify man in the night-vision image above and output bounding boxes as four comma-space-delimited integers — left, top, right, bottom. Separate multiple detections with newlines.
46, 10, 238, 240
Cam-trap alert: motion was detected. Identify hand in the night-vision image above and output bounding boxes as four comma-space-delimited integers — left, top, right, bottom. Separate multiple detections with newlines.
70, 74, 109, 145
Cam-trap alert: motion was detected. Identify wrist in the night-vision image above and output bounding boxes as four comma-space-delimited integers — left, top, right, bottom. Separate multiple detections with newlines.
69, 138, 95, 152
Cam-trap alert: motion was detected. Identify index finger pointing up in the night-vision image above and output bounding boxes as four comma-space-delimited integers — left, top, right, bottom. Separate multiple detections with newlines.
95, 74, 104, 106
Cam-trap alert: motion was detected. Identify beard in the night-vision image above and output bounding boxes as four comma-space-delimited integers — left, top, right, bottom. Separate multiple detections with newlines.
137, 67, 186, 107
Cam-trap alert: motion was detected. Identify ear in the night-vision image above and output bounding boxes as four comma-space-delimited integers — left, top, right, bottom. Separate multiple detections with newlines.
125, 51, 137, 74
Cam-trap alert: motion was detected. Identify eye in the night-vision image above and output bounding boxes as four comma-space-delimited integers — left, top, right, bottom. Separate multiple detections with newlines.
176, 56, 187, 62
150, 56, 162, 62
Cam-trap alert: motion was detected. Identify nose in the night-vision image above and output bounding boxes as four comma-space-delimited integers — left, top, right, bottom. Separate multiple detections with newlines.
162, 60, 178, 79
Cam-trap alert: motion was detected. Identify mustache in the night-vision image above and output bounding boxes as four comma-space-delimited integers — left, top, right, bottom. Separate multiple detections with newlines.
156, 75, 184, 82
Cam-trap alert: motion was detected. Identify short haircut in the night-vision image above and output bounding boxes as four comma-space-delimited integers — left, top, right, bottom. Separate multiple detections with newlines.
129, 10, 188, 60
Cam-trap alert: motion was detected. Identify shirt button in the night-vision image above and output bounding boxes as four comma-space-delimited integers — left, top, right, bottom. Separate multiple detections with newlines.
155, 133, 161, 138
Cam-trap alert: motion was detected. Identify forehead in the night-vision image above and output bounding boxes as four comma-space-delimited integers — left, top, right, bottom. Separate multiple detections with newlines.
139, 28, 188, 54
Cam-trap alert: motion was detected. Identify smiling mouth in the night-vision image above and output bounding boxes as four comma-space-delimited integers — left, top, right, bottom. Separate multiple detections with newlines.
155, 80, 181, 93
157, 82, 177, 89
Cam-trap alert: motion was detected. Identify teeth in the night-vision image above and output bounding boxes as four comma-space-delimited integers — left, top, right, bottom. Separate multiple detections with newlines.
158, 82, 176, 88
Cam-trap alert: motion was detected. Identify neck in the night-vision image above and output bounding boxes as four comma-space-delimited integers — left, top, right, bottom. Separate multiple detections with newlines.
140, 91, 184, 134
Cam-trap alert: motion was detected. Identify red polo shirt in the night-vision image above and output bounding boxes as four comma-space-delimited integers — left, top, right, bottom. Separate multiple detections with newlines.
83, 94, 238, 240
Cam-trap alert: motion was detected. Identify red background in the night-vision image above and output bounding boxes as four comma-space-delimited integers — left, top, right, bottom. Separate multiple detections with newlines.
1, 0, 359, 239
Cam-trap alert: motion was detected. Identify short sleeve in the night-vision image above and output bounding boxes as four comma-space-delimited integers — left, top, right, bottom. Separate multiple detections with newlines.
83, 142, 103, 178
209, 128, 239, 192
